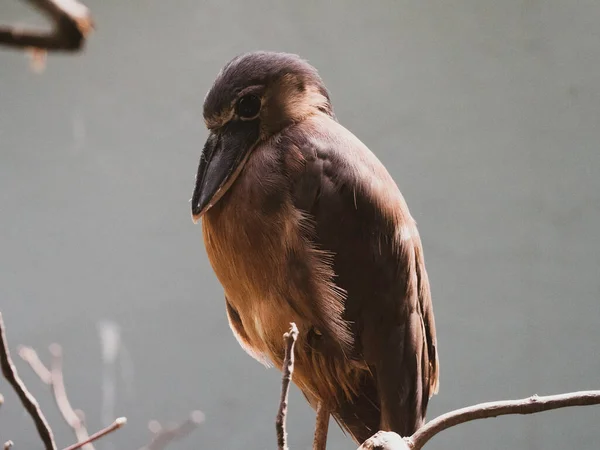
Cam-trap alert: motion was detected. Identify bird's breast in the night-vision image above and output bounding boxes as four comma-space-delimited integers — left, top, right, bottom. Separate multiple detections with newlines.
200, 152, 306, 362
199, 144, 365, 403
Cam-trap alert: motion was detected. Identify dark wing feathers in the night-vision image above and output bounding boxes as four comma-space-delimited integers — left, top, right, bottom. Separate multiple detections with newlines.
284, 119, 439, 441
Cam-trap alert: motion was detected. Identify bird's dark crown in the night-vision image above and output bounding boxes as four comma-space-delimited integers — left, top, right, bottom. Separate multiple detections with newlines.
203, 51, 334, 132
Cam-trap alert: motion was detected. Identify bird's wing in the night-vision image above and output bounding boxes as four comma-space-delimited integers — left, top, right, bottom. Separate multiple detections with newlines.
282, 116, 439, 438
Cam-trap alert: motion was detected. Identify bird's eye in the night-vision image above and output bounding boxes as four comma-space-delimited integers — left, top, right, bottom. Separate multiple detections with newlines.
236, 94, 261, 119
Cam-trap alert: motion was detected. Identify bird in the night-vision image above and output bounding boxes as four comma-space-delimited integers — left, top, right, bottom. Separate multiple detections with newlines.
191, 51, 439, 448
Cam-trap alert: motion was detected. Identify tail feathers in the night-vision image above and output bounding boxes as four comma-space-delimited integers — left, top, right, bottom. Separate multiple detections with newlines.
331, 373, 381, 445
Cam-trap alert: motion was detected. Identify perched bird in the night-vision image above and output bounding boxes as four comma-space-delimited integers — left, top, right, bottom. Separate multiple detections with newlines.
191, 51, 439, 447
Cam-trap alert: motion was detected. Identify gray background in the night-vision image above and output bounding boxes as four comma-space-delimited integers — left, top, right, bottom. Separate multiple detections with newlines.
1, 1, 599, 449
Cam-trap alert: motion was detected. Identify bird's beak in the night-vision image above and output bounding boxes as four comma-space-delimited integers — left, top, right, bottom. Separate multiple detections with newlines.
191, 122, 259, 223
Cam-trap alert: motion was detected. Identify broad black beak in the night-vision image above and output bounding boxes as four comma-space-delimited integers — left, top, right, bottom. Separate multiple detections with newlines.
191, 122, 259, 223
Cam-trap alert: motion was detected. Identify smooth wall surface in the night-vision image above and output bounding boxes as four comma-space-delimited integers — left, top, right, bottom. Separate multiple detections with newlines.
1, 1, 599, 449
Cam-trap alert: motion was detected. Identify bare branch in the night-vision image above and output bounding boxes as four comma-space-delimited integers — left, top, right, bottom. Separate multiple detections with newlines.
0, 0, 93, 51
0, 312, 57, 450
407, 390, 600, 450
63, 417, 127, 450
19, 339, 193, 450
50, 344, 94, 449
18, 346, 52, 385
139, 411, 205, 450
276, 322, 299, 450
19, 344, 94, 449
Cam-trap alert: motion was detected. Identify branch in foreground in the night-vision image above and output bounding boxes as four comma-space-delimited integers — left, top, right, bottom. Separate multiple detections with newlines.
19, 344, 94, 449
407, 390, 600, 450
0, 312, 57, 450
357, 390, 600, 450
276, 323, 299, 450
0, 0, 93, 52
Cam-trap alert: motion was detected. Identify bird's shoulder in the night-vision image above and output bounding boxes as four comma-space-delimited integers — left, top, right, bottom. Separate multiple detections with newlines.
277, 114, 414, 230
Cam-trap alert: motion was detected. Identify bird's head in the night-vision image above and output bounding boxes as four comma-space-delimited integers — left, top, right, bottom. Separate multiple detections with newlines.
191, 51, 334, 222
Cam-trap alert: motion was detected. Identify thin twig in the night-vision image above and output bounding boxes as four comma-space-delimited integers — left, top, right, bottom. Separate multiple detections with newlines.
19, 344, 94, 449
276, 322, 299, 450
407, 390, 600, 450
0, 312, 57, 450
18, 346, 52, 384
0, 0, 93, 52
62, 417, 127, 450
50, 344, 93, 449
139, 411, 205, 450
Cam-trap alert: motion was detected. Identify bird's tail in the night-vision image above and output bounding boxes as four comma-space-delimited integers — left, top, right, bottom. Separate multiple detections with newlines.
330, 372, 382, 445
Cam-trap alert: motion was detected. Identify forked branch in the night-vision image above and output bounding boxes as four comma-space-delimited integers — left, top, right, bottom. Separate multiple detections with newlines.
1, 312, 127, 449
13, 321, 201, 450
19, 344, 95, 449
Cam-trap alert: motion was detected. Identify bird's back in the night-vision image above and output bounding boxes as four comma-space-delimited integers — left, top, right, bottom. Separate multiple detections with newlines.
282, 115, 439, 441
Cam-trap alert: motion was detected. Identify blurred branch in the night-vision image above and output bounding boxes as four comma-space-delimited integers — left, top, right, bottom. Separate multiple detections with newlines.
276, 323, 298, 450
0, 312, 57, 450
19, 344, 94, 450
63, 417, 127, 450
140, 411, 205, 450
2, 312, 126, 450
0, 0, 93, 52
19, 345, 52, 383
18, 335, 201, 450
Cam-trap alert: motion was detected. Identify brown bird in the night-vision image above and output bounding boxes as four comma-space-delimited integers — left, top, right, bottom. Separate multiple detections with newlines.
191, 51, 439, 447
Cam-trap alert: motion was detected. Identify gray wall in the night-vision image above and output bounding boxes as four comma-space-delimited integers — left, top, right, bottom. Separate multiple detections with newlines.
1, 1, 599, 449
